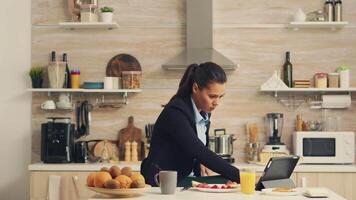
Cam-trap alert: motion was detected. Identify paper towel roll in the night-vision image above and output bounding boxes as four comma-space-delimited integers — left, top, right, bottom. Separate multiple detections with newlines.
322, 95, 351, 108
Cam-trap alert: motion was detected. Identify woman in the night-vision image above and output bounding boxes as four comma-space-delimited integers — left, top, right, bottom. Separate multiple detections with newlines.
141, 62, 240, 186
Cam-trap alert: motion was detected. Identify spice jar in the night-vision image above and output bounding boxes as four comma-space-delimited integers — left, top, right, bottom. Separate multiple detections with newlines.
122, 71, 141, 89
328, 72, 339, 88
70, 69, 80, 89
314, 73, 328, 88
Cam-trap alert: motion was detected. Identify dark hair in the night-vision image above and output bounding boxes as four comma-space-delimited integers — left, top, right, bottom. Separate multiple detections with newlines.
106, 54, 142, 77
173, 62, 227, 99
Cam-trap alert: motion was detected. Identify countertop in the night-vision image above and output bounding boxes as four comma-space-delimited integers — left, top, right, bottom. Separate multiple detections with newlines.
89, 187, 345, 200
28, 162, 356, 172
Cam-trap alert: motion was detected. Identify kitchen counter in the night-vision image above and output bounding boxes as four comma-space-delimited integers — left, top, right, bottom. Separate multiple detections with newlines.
28, 162, 356, 172
89, 187, 346, 200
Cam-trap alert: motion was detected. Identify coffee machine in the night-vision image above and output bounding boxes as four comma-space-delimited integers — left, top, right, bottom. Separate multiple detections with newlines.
262, 113, 289, 154
41, 117, 75, 163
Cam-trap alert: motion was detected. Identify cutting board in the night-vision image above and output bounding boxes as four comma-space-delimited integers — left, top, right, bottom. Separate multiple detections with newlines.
117, 116, 143, 161
106, 54, 142, 77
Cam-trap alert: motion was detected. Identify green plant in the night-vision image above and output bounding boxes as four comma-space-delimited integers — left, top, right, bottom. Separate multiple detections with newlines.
100, 6, 114, 13
29, 66, 44, 80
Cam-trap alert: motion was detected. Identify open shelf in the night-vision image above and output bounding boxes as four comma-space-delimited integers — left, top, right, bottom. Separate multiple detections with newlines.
28, 88, 141, 93
28, 88, 142, 104
289, 21, 348, 30
260, 87, 354, 97
58, 22, 119, 30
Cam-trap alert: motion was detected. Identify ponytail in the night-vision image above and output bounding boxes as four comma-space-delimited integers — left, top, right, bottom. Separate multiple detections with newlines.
171, 62, 227, 100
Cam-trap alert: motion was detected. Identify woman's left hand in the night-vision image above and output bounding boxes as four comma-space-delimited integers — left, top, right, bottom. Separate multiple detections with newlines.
200, 164, 214, 176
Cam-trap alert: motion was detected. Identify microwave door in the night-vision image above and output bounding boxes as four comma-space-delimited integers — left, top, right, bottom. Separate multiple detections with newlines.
303, 138, 336, 157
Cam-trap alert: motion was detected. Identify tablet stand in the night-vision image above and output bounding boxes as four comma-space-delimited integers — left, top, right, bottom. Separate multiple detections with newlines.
261, 178, 296, 189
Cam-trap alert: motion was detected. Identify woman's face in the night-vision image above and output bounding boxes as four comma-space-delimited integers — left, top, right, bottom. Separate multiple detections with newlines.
192, 82, 226, 113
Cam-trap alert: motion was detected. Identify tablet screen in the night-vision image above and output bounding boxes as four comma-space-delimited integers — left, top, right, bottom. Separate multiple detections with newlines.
255, 156, 300, 191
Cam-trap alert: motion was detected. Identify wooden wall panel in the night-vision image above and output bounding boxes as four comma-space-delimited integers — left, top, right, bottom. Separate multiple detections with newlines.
31, 0, 356, 163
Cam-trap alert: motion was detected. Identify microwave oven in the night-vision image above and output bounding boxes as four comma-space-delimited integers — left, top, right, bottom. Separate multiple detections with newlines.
293, 131, 355, 164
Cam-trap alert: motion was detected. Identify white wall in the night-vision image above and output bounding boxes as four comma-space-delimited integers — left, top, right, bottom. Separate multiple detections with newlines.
0, 0, 31, 199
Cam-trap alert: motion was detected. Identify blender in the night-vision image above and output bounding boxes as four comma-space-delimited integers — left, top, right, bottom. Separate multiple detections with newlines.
260, 113, 289, 164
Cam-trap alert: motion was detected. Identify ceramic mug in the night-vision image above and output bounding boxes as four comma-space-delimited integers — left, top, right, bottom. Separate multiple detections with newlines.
154, 171, 177, 195
58, 93, 70, 103
41, 100, 56, 110
104, 77, 114, 90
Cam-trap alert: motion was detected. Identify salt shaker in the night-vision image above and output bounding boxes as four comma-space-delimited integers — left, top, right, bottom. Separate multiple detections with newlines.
124, 141, 131, 162
131, 141, 138, 162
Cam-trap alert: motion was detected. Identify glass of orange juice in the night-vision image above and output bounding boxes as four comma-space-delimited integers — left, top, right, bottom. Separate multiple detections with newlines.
240, 168, 256, 194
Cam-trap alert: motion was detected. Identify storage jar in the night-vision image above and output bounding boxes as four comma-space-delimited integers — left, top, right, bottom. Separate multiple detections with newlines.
122, 71, 141, 89
314, 73, 328, 88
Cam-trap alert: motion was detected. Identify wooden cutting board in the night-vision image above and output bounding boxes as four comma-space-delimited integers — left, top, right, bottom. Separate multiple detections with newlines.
117, 116, 143, 161
106, 54, 142, 77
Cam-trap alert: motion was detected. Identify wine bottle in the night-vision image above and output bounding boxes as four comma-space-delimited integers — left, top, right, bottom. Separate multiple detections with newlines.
282, 51, 293, 87
62, 53, 71, 88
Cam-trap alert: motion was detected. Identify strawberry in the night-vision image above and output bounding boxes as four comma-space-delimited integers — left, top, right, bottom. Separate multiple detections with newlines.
211, 185, 218, 189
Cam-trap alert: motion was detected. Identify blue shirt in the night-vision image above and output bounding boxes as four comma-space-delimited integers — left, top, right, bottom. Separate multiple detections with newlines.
191, 97, 210, 145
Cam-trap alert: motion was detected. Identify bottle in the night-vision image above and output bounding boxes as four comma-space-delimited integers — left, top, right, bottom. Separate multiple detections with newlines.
282, 51, 293, 87
131, 141, 138, 162
296, 115, 303, 131
62, 53, 71, 88
334, 0, 342, 21
50, 51, 56, 62
324, 0, 334, 21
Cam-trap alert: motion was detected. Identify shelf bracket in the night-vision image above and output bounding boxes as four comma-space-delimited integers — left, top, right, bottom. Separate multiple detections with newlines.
274, 91, 278, 98
47, 92, 51, 97
123, 92, 128, 104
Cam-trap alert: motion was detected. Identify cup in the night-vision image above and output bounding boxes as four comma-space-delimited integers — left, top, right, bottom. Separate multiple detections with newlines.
58, 93, 70, 103
41, 100, 56, 110
154, 171, 177, 195
112, 77, 119, 89
240, 168, 256, 194
104, 77, 113, 90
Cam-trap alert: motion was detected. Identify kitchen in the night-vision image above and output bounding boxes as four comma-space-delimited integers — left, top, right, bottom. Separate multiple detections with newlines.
1, 0, 356, 199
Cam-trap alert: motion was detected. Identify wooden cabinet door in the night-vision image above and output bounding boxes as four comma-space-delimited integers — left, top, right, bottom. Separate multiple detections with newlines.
296, 172, 354, 200
30, 171, 95, 200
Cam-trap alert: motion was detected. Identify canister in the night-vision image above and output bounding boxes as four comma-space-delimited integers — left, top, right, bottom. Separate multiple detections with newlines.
314, 73, 328, 88
328, 72, 339, 88
337, 66, 350, 88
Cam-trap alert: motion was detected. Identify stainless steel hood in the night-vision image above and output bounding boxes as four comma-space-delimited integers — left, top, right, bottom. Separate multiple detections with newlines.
162, 0, 237, 70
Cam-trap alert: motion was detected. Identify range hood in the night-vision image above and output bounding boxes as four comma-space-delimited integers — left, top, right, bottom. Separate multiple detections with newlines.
162, 0, 237, 70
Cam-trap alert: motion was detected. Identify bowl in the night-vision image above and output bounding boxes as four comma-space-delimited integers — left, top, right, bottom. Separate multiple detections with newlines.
83, 82, 104, 89
87, 185, 151, 197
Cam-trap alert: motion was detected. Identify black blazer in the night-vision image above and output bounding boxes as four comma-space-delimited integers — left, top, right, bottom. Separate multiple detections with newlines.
141, 96, 240, 186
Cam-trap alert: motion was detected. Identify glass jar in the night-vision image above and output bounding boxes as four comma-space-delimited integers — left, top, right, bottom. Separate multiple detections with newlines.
122, 71, 141, 89
314, 73, 328, 88
80, 4, 98, 22
328, 72, 339, 88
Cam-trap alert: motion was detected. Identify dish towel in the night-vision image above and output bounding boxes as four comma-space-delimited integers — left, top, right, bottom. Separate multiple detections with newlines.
47, 175, 61, 200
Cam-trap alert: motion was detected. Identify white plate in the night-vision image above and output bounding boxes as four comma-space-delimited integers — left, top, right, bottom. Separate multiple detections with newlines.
193, 184, 240, 193
261, 188, 299, 196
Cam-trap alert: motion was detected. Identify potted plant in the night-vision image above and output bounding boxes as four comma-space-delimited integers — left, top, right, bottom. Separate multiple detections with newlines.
29, 66, 44, 88
100, 6, 114, 23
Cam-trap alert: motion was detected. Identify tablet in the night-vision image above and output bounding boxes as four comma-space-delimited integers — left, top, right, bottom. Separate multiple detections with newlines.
255, 156, 300, 191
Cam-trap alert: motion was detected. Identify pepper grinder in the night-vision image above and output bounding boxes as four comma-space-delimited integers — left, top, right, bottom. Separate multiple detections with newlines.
131, 141, 138, 162
124, 141, 131, 162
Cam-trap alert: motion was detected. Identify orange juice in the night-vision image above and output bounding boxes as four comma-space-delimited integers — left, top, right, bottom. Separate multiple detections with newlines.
240, 171, 256, 194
